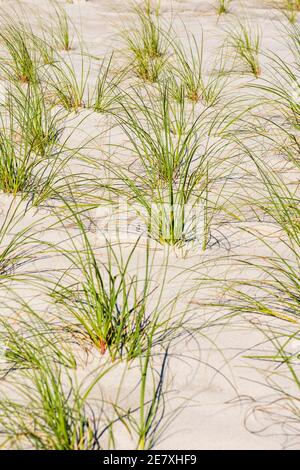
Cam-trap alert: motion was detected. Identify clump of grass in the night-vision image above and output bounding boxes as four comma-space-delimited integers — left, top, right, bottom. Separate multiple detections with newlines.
0, 84, 77, 204
170, 29, 204, 102
92, 54, 125, 113
217, 0, 231, 15
228, 21, 261, 78
6, 82, 64, 157
123, 3, 168, 82
142, 0, 161, 17
0, 113, 37, 196
0, 23, 39, 84
129, 3, 165, 59
53, 4, 73, 51
113, 84, 208, 183
47, 55, 90, 111
103, 84, 233, 247
0, 361, 103, 449
135, 53, 165, 83
51, 209, 174, 360
168, 34, 230, 106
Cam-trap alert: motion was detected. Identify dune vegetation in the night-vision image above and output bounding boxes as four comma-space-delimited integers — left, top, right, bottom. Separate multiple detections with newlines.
0, 0, 299, 450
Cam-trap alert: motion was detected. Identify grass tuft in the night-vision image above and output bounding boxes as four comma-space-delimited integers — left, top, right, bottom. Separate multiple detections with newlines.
217, 0, 231, 15
50, 208, 176, 360
123, 3, 168, 82
0, 23, 39, 84
228, 21, 261, 78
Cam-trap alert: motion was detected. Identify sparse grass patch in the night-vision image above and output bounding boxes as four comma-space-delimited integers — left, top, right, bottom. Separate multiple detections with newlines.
114, 347, 174, 450
228, 250, 300, 323
92, 54, 126, 113
0, 299, 76, 373
251, 54, 299, 129
225, 143, 300, 324
0, 200, 38, 284
170, 30, 204, 103
287, 21, 300, 58
47, 55, 90, 111
53, 4, 73, 52
245, 324, 300, 444
227, 21, 261, 78
30, 31, 56, 66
